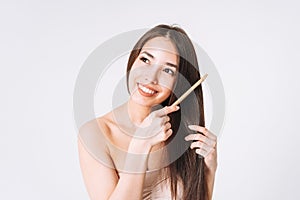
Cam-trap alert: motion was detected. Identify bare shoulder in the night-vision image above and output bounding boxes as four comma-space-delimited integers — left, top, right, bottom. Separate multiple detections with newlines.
77, 114, 119, 199
78, 112, 114, 139
97, 111, 118, 140
77, 113, 118, 169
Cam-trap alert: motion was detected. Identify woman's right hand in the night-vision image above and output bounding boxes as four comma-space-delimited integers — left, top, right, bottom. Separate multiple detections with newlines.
132, 105, 180, 147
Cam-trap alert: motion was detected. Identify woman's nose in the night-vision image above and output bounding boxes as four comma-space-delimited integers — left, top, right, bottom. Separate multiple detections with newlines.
144, 65, 160, 84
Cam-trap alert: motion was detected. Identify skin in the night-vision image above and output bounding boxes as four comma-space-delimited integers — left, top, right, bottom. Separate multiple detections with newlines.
78, 37, 218, 200
128, 36, 179, 110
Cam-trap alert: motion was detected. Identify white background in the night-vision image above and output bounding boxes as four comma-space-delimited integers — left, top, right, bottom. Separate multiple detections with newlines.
1, 0, 300, 199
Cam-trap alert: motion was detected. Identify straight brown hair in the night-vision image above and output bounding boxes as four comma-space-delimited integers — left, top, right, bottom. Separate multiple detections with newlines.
126, 24, 209, 200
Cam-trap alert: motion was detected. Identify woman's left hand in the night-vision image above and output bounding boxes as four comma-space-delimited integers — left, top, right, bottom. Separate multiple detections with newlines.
185, 125, 217, 173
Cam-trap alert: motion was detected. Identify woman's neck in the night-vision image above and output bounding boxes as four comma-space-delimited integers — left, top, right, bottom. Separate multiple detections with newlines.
127, 98, 152, 125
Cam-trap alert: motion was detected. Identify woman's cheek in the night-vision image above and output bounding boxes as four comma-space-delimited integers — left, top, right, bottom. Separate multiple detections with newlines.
127, 67, 145, 93
158, 74, 176, 91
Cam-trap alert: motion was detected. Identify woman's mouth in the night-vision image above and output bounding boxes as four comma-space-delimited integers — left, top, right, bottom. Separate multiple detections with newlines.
137, 83, 158, 97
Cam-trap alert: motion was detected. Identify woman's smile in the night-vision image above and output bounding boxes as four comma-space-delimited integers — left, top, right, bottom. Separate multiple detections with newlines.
137, 83, 158, 97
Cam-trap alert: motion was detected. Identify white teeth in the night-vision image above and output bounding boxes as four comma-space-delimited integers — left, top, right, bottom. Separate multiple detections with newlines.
138, 84, 155, 94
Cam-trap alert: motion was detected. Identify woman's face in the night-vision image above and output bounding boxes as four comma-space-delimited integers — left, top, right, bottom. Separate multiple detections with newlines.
128, 36, 179, 107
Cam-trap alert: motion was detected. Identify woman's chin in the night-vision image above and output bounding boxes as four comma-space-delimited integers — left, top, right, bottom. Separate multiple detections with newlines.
129, 96, 158, 108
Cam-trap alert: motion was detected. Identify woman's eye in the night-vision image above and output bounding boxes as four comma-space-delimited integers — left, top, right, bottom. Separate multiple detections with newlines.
163, 68, 175, 76
140, 57, 150, 64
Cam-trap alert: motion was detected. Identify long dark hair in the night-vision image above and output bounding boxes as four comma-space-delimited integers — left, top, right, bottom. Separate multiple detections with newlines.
126, 24, 208, 200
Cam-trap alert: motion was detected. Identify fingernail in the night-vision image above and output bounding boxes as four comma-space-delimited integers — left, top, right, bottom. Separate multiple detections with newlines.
176, 106, 180, 110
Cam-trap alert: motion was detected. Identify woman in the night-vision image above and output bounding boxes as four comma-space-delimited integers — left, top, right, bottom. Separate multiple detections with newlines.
78, 24, 217, 200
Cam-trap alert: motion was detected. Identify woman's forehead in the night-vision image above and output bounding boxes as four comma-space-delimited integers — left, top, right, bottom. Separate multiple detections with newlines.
141, 37, 178, 56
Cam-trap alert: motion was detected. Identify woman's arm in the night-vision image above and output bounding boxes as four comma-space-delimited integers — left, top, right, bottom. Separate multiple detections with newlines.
78, 106, 179, 200
206, 168, 216, 200
204, 145, 217, 200
78, 138, 118, 200
78, 138, 151, 200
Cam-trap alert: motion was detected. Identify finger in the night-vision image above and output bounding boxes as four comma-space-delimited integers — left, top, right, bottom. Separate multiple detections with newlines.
161, 129, 173, 141
154, 106, 180, 117
188, 125, 217, 140
195, 148, 209, 157
166, 129, 173, 139
190, 141, 211, 152
185, 134, 216, 147
157, 116, 170, 126
163, 122, 171, 132
161, 116, 170, 125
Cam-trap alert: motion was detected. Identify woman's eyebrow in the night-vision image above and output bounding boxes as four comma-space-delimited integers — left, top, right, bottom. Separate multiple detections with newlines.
141, 51, 154, 58
165, 62, 178, 68
141, 50, 178, 68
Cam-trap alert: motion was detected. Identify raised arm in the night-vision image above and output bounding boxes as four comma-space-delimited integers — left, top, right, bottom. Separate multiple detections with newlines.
78, 106, 179, 200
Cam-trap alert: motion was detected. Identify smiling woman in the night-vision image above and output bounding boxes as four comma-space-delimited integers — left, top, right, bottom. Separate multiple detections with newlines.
128, 37, 178, 108
78, 24, 217, 200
